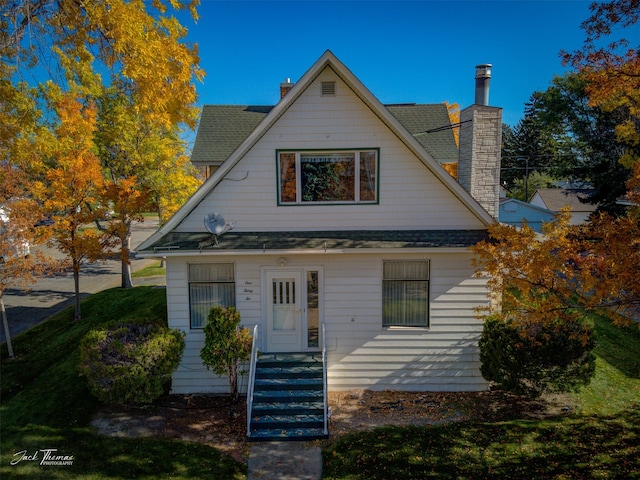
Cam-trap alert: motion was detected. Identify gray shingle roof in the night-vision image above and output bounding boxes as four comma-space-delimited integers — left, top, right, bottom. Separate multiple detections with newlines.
190, 105, 273, 166
189, 103, 458, 166
386, 104, 458, 162
532, 188, 597, 212
139, 229, 489, 253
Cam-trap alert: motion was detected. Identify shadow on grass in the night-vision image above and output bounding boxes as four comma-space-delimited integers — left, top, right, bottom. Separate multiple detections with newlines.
323, 409, 640, 480
2, 425, 246, 480
591, 316, 640, 379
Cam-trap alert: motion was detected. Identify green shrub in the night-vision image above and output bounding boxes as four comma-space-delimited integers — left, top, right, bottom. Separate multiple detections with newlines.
200, 306, 252, 402
479, 314, 596, 398
79, 318, 185, 405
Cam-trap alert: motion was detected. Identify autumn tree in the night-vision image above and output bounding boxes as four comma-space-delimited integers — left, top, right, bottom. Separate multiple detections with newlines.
0, 164, 59, 357
471, 211, 599, 396
95, 86, 200, 287
0, 69, 61, 356
474, 1, 640, 394
562, 0, 640, 204
33, 90, 113, 321
3, 0, 204, 288
2, 0, 203, 130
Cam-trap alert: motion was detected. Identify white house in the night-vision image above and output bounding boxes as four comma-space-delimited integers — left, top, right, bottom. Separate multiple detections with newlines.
137, 51, 502, 399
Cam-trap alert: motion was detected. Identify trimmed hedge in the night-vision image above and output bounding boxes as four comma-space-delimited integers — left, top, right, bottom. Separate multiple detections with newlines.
79, 318, 185, 405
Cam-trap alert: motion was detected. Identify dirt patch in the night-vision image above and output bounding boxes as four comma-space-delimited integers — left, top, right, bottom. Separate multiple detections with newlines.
91, 389, 575, 464
91, 395, 250, 462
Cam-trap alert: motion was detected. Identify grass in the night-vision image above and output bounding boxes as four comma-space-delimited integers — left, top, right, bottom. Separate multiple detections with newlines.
0, 287, 246, 480
132, 261, 166, 279
3, 287, 639, 480
574, 317, 640, 415
323, 314, 640, 480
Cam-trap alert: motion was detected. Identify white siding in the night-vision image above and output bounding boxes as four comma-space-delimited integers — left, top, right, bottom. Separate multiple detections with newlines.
177, 67, 484, 233
167, 252, 490, 394
165, 64, 490, 395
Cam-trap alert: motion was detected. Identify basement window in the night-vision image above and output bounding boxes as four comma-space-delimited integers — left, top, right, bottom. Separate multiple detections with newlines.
278, 149, 378, 204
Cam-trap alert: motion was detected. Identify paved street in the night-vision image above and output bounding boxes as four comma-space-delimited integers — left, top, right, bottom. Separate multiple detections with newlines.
1, 218, 163, 344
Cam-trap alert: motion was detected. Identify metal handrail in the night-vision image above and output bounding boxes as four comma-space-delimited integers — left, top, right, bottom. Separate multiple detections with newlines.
246, 324, 259, 438
322, 322, 329, 436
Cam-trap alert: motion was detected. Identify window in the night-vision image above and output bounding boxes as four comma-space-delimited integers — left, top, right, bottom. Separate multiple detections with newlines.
383, 260, 430, 327
278, 150, 378, 204
189, 263, 236, 328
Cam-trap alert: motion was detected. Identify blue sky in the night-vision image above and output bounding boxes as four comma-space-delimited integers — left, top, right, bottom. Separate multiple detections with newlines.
182, 0, 602, 129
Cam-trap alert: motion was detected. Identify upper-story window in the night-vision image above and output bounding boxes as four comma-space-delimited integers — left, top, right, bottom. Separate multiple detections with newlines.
278, 149, 378, 204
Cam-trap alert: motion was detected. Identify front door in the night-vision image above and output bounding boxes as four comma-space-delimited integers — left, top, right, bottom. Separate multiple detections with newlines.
266, 271, 303, 352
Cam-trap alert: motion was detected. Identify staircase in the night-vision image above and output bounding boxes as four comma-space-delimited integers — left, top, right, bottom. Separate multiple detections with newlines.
247, 353, 328, 441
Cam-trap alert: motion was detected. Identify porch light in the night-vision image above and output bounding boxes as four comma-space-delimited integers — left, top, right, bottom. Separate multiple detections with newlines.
278, 257, 287, 267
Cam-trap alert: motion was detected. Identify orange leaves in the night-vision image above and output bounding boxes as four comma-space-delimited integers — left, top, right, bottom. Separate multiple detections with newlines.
38, 93, 109, 271
473, 204, 640, 330
562, 0, 640, 185
445, 101, 460, 147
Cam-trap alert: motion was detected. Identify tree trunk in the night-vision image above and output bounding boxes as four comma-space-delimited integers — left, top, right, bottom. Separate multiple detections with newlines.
1, 296, 15, 359
230, 364, 239, 403
73, 258, 82, 321
121, 221, 133, 289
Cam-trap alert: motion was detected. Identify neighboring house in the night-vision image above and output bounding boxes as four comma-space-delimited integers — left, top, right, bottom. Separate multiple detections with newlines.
137, 51, 502, 395
529, 188, 597, 225
499, 197, 556, 233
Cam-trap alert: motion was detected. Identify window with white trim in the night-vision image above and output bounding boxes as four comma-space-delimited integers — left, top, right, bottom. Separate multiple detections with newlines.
383, 260, 430, 327
278, 150, 378, 204
189, 263, 236, 328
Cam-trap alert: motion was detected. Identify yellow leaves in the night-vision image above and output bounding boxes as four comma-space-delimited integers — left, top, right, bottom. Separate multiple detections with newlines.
73, 0, 204, 129
474, 202, 640, 329
445, 101, 460, 146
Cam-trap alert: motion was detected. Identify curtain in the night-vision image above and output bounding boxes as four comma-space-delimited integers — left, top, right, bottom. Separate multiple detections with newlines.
189, 264, 235, 328
383, 261, 429, 327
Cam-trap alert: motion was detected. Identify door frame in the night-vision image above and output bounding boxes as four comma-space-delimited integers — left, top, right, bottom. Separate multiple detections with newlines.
261, 266, 323, 353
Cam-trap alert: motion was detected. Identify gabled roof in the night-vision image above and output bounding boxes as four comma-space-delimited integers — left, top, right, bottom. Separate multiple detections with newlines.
190, 103, 457, 166
138, 50, 494, 253
531, 188, 597, 213
499, 197, 556, 215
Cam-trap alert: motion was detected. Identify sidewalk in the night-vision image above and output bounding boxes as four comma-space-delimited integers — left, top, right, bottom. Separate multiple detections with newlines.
247, 441, 322, 480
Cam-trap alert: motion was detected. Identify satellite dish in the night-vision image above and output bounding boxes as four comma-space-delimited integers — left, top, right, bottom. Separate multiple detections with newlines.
200, 213, 236, 251
204, 212, 228, 235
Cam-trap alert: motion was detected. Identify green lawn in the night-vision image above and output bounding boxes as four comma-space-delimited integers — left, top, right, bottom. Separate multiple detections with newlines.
132, 261, 166, 279
322, 315, 640, 480
2, 287, 639, 479
0, 287, 246, 480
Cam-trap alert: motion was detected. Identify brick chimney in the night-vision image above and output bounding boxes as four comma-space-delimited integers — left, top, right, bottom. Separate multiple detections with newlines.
280, 78, 294, 99
458, 64, 502, 219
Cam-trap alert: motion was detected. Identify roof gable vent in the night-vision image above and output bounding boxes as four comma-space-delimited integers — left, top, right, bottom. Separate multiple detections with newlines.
321, 81, 336, 96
